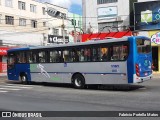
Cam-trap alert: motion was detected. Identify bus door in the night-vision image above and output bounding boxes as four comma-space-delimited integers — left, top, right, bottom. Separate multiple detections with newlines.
7, 52, 17, 80
136, 39, 152, 77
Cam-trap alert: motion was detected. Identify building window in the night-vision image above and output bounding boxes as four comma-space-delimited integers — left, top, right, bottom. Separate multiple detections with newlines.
71, 19, 76, 26
31, 20, 37, 28
0, 14, 2, 24
5, 15, 14, 25
62, 30, 67, 36
43, 22, 46, 27
18, 1, 26, 10
5, 0, 12, 7
30, 4, 36, 13
42, 7, 45, 15
78, 21, 81, 27
19, 18, 26, 26
61, 13, 66, 19
53, 28, 59, 35
97, 0, 118, 4
98, 22, 118, 32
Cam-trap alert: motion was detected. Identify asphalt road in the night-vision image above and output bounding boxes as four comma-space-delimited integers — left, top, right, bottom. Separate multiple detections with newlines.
0, 76, 160, 120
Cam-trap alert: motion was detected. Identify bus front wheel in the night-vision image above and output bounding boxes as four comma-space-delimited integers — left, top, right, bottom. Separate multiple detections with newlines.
73, 74, 85, 89
20, 75, 28, 84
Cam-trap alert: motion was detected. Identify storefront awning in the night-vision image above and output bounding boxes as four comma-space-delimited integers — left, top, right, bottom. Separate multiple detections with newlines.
0, 47, 9, 56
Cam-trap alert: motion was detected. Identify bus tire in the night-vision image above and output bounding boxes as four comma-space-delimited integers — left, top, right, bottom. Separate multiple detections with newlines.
20, 75, 28, 84
73, 74, 85, 89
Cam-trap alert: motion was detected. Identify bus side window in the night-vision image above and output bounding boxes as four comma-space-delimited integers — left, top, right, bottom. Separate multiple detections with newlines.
63, 50, 70, 62
27, 51, 34, 63
111, 45, 128, 61
50, 50, 57, 62
100, 47, 109, 61
111, 46, 120, 61
79, 49, 85, 62
38, 51, 46, 63
17, 52, 26, 63
92, 48, 98, 61
27, 52, 31, 63
84, 48, 91, 61
120, 45, 128, 60
71, 49, 79, 62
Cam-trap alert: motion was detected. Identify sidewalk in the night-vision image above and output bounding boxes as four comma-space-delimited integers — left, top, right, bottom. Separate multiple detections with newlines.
153, 73, 160, 78
0, 73, 7, 77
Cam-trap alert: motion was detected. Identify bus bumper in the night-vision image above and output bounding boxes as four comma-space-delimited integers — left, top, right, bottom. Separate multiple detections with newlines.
133, 74, 152, 83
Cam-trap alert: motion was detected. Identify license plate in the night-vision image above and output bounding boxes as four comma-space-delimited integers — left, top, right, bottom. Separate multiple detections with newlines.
145, 73, 148, 76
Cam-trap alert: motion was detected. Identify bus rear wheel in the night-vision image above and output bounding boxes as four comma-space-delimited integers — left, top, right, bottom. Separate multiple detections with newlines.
73, 74, 85, 89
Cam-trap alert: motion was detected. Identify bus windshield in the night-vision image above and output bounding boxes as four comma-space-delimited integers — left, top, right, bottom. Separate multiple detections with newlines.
137, 39, 151, 54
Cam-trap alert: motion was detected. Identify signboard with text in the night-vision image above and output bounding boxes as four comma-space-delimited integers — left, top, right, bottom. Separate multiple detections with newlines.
134, 1, 160, 30
98, 6, 117, 20
48, 35, 69, 44
151, 32, 160, 44
0, 47, 8, 55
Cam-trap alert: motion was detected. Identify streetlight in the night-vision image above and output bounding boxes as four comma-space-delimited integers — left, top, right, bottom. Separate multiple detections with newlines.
46, 7, 66, 44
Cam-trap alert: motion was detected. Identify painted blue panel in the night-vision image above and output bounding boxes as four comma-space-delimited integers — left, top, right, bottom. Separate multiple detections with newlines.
7, 67, 18, 81
7, 47, 30, 52
127, 37, 136, 83
7, 64, 31, 81
127, 36, 152, 83
137, 54, 152, 77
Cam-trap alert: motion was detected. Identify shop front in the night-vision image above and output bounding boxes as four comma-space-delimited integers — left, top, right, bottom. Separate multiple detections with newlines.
149, 31, 160, 73
0, 47, 8, 73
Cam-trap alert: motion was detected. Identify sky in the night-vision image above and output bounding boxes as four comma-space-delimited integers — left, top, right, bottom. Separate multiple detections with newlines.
41, 0, 82, 15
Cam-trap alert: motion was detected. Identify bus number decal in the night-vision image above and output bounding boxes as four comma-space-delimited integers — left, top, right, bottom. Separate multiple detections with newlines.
111, 65, 120, 73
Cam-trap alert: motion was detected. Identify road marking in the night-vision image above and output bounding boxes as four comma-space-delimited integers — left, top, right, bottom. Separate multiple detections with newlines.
0, 85, 33, 89
6, 84, 37, 87
0, 90, 8, 93
0, 88, 21, 91
0, 84, 35, 93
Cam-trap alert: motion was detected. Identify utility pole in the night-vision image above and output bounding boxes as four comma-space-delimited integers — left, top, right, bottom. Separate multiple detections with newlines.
62, 17, 65, 44
74, 20, 77, 43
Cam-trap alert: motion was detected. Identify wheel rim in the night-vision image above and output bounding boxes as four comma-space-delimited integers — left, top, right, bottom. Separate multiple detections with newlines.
21, 76, 26, 82
75, 78, 82, 87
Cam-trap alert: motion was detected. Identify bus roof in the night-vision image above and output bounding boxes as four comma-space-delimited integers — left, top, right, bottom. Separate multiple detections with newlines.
7, 47, 30, 52
30, 37, 129, 50
7, 36, 150, 52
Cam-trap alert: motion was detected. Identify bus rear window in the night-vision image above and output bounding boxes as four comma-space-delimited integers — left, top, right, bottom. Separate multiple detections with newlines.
137, 39, 151, 53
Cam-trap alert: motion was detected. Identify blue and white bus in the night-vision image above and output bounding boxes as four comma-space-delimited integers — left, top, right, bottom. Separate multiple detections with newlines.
7, 36, 152, 89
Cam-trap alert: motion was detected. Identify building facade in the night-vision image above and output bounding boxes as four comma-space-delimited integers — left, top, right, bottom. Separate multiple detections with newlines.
82, 0, 131, 33
136, 0, 160, 73
0, 0, 75, 73
0, 0, 70, 46
67, 12, 82, 43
